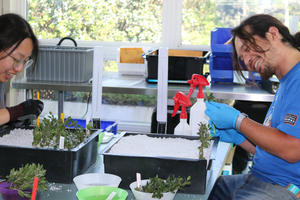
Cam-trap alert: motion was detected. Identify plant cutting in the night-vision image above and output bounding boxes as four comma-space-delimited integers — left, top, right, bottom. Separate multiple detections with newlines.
197, 122, 212, 160
130, 175, 191, 200
0, 163, 47, 200
32, 112, 92, 150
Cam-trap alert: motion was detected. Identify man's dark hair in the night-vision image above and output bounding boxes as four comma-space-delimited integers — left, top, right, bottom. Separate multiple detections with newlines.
231, 14, 300, 81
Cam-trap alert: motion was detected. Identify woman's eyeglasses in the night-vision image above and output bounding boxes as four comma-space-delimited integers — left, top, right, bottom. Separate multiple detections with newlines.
6, 53, 33, 70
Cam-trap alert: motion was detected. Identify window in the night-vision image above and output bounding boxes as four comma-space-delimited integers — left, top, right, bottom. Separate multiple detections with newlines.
182, 0, 300, 45
27, 0, 300, 56
27, 0, 162, 43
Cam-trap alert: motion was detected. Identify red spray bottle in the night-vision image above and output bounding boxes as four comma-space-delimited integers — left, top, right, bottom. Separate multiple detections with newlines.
172, 91, 192, 136
187, 74, 210, 136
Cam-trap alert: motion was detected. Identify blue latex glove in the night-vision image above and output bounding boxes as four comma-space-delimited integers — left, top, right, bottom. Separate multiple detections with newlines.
211, 127, 246, 145
205, 101, 240, 129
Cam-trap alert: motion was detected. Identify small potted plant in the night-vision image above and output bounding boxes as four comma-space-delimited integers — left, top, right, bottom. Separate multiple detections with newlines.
0, 163, 48, 200
129, 175, 191, 200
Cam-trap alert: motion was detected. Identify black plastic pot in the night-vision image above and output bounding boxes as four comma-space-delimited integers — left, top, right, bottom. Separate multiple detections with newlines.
0, 131, 99, 183
103, 132, 218, 194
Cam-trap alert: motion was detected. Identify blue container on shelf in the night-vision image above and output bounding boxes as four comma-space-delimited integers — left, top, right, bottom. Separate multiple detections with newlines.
211, 27, 232, 55
209, 27, 262, 84
209, 56, 233, 83
209, 28, 234, 84
66, 119, 118, 135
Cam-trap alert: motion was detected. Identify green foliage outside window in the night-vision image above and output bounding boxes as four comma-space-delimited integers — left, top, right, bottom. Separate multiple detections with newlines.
28, 0, 300, 46
28, 0, 162, 43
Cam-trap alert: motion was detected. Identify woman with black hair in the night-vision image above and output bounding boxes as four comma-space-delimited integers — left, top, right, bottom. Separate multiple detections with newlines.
0, 13, 43, 129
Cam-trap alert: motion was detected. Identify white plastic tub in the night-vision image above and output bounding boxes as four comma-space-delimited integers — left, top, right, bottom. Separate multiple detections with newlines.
129, 179, 177, 200
73, 173, 122, 190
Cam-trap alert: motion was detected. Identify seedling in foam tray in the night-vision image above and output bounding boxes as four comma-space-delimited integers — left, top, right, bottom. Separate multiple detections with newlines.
33, 112, 92, 150
197, 122, 212, 160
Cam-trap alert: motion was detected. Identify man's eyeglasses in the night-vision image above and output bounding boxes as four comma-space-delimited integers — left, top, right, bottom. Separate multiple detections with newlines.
6, 53, 33, 70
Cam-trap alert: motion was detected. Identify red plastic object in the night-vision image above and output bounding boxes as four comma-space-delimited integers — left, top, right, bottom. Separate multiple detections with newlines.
171, 91, 192, 119
31, 177, 38, 200
187, 74, 209, 98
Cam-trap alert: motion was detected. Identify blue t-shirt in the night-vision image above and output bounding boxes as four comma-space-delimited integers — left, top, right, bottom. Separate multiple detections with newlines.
251, 62, 300, 188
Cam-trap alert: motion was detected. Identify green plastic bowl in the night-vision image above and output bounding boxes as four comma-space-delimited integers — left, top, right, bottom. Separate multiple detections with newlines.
76, 186, 128, 200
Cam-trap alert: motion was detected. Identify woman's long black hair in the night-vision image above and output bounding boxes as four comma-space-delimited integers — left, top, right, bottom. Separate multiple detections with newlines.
0, 13, 38, 66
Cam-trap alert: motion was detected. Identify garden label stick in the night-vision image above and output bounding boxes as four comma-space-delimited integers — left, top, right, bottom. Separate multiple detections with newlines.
136, 172, 142, 189
31, 176, 39, 200
61, 113, 64, 123
37, 92, 40, 127
106, 191, 117, 200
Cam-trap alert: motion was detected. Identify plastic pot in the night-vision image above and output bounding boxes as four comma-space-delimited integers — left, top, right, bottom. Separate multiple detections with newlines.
73, 173, 122, 190
129, 179, 177, 200
76, 186, 128, 200
0, 182, 30, 200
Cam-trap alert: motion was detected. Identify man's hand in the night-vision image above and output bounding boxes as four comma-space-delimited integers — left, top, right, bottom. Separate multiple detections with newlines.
205, 101, 240, 129
211, 127, 246, 145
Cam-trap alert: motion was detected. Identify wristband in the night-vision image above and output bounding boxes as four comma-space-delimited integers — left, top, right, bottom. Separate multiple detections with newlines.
235, 113, 248, 132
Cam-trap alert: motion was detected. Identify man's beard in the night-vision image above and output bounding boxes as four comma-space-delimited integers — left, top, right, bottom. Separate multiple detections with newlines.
259, 64, 274, 80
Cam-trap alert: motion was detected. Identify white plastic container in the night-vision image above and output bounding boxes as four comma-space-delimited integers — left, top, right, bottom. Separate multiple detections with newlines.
190, 98, 209, 136
174, 118, 192, 136
129, 179, 177, 200
172, 92, 192, 136
187, 74, 210, 136
73, 173, 122, 190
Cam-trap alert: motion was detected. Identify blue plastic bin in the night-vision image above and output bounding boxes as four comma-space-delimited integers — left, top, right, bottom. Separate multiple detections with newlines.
209, 27, 262, 84
66, 119, 118, 135
209, 28, 234, 83
211, 28, 232, 55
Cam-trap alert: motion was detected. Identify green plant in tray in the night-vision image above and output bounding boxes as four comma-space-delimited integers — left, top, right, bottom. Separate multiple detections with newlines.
136, 175, 191, 199
6, 163, 48, 198
33, 112, 92, 150
197, 122, 212, 160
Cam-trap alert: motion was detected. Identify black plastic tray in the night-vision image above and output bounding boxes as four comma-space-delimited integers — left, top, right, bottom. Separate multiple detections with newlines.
0, 130, 99, 183
103, 132, 218, 194
146, 55, 206, 84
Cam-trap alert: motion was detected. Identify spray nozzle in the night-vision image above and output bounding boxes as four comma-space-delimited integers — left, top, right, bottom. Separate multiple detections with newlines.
172, 92, 192, 119
187, 74, 209, 98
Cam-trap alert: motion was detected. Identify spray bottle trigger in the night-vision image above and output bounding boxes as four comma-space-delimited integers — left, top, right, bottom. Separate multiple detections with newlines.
172, 102, 180, 117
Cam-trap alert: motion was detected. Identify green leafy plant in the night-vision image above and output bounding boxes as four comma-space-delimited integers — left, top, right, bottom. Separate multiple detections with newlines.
33, 112, 92, 150
205, 93, 216, 102
205, 87, 216, 102
135, 175, 191, 199
197, 122, 212, 160
6, 163, 48, 198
